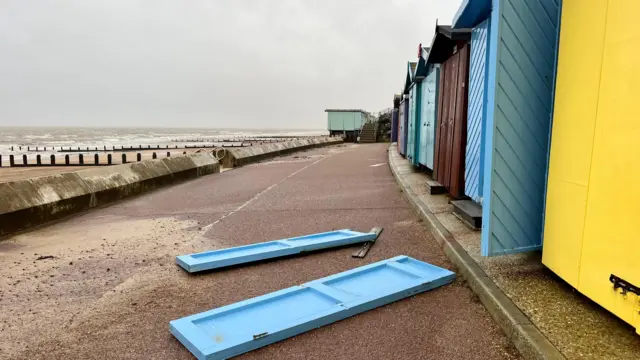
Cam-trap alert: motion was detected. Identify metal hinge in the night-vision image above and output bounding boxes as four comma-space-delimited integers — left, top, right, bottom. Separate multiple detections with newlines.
610, 274, 640, 296
253, 332, 269, 340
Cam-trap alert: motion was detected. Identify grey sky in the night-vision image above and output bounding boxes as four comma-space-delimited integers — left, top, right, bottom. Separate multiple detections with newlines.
0, 0, 462, 129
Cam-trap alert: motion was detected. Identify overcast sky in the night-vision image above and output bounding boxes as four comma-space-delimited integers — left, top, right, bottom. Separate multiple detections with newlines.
0, 0, 462, 129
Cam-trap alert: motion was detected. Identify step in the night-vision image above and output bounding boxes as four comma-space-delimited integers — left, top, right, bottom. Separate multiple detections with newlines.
426, 180, 447, 195
170, 256, 455, 360
451, 200, 482, 229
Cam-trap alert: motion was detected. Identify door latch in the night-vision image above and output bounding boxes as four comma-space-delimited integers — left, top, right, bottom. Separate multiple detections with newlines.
610, 274, 640, 296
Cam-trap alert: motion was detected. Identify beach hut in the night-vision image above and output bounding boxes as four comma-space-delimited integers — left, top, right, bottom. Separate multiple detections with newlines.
391, 95, 400, 143
427, 25, 471, 199
407, 45, 436, 169
325, 109, 368, 142
405, 61, 419, 164
398, 62, 415, 157
397, 96, 407, 156
416, 47, 439, 170
451, 0, 561, 256
543, 0, 640, 334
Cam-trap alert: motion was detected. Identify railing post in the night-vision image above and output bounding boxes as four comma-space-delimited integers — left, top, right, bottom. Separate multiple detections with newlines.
166, 152, 170, 157
10, 155, 15, 166
79, 154, 84, 165
50, 154, 56, 165
22, 154, 27, 165
152, 152, 157, 159
94, 154, 99, 165
122, 154, 126, 164
137, 153, 141, 162
65, 155, 70, 165
107, 154, 112, 165
37, 154, 41, 165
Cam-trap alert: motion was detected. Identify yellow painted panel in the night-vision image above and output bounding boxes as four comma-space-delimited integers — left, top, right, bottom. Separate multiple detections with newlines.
579, 0, 640, 330
542, 0, 608, 286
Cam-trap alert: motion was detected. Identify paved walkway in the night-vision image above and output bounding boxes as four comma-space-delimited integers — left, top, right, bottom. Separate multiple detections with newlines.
388, 146, 640, 360
0, 143, 519, 359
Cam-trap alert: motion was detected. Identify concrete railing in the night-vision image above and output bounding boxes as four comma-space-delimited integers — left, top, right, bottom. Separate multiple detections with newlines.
220, 137, 343, 168
0, 152, 220, 238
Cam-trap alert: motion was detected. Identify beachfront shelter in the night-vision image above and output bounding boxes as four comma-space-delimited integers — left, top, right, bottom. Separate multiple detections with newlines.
452, 0, 561, 256
428, 25, 471, 199
415, 47, 439, 170
325, 109, 367, 142
398, 62, 415, 157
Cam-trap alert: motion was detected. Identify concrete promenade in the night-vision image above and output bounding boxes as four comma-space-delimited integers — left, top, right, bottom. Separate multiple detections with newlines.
0, 144, 519, 359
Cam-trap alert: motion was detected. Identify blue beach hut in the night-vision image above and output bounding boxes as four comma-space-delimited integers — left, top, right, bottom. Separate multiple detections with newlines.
451, 0, 561, 256
405, 61, 418, 163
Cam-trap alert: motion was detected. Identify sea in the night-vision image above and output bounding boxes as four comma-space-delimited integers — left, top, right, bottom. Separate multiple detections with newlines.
0, 127, 327, 155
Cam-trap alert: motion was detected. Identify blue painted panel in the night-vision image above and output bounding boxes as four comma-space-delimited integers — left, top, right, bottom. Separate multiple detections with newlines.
412, 82, 423, 167
407, 86, 417, 163
481, 0, 560, 256
418, 65, 439, 169
402, 99, 409, 155
177, 230, 376, 273
465, 18, 490, 203
170, 256, 455, 360
398, 99, 407, 155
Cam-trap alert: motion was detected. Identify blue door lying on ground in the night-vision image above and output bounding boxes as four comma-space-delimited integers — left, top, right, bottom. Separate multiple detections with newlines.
418, 65, 439, 170
177, 229, 376, 273
170, 256, 455, 360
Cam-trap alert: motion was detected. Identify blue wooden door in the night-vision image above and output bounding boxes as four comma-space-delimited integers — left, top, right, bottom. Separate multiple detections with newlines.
411, 82, 423, 166
420, 65, 439, 169
177, 229, 377, 273
170, 256, 455, 360
398, 99, 406, 155
407, 87, 416, 162
465, 18, 490, 204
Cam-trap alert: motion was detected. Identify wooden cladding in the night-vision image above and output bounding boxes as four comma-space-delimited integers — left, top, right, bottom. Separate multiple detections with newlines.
433, 42, 470, 199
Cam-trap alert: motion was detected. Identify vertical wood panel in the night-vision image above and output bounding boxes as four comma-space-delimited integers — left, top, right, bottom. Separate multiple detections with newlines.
450, 43, 470, 198
465, 18, 490, 202
398, 100, 406, 155
434, 43, 470, 198
482, 0, 560, 256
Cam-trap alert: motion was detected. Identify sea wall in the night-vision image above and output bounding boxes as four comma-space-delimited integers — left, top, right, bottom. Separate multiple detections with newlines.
220, 137, 343, 168
0, 153, 219, 238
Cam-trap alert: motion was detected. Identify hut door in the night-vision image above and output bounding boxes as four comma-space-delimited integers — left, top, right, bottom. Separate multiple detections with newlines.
434, 43, 470, 198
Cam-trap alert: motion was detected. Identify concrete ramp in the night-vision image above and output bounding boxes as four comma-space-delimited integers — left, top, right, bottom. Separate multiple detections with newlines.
221, 137, 343, 168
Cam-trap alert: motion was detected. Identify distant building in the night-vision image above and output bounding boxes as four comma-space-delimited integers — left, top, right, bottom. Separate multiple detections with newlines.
324, 109, 368, 142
